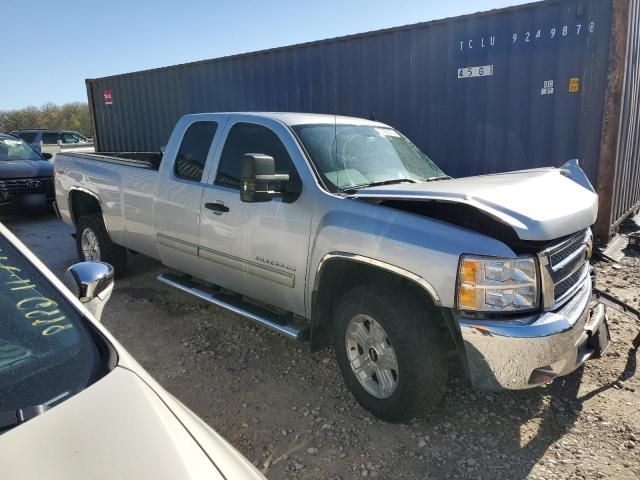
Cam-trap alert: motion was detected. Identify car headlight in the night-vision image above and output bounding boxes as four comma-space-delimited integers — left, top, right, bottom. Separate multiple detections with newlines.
457, 255, 539, 312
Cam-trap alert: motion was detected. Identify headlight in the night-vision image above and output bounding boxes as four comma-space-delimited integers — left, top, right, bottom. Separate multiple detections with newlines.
457, 255, 538, 312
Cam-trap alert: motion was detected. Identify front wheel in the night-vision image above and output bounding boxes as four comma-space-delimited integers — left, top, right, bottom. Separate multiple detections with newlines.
333, 285, 447, 422
75, 214, 127, 275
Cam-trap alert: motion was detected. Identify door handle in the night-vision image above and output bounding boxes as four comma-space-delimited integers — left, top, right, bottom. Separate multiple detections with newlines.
205, 202, 230, 214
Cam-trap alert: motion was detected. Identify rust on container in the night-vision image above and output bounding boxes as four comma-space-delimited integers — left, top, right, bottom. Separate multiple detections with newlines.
594, 0, 631, 242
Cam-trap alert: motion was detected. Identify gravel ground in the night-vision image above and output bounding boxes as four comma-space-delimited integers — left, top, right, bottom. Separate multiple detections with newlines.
3, 210, 639, 480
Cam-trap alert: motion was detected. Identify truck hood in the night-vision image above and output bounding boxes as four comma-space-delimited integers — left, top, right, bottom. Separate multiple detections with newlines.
0, 160, 53, 178
0, 367, 261, 479
351, 162, 598, 242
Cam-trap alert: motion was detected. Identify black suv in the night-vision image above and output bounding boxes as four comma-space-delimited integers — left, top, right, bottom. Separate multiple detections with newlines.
0, 134, 54, 207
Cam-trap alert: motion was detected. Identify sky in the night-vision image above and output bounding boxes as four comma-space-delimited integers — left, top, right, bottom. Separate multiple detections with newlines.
0, 0, 531, 110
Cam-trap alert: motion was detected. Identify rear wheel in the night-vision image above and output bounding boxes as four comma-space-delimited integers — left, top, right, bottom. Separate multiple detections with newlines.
334, 285, 447, 422
76, 214, 127, 275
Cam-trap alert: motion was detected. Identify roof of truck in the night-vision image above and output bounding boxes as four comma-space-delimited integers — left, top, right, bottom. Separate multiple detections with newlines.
184, 112, 388, 128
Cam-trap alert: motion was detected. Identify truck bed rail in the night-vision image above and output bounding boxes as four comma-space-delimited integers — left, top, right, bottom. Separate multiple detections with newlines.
62, 151, 162, 170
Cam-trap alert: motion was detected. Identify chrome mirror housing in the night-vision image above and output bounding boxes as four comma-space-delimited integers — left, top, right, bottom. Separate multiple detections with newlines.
63, 261, 114, 321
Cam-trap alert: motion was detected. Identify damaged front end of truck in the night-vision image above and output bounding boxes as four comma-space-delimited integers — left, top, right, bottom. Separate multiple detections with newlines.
348, 161, 635, 391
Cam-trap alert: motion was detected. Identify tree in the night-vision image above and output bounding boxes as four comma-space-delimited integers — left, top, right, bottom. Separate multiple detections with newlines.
0, 102, 92, 136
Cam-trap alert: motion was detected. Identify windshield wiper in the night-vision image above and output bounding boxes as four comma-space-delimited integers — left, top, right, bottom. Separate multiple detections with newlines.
0, 405, 49, 432
342, 178, 418, 193
425, 175, 452, 182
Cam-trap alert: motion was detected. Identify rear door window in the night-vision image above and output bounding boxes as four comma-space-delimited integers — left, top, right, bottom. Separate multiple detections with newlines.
174, 121, 218, 182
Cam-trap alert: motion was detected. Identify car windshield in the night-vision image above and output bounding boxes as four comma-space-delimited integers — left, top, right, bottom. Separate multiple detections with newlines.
292, 124, 446, 192
0, 138, 43, 162
0, 232, 109, 429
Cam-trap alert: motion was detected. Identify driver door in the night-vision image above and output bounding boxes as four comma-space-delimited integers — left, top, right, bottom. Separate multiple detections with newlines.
198, 117, 311, 316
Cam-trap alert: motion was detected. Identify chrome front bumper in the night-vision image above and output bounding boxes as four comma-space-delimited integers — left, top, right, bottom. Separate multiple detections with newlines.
458, 277, 608, 391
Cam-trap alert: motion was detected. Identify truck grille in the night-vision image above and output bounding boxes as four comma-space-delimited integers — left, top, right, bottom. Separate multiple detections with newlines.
0, 177, 53, 198
554, 264, 587, 299
549, 235, 585, 266
539, 229, 591, 309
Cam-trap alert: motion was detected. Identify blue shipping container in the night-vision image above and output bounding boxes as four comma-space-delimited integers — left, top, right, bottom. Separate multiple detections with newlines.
86, 0, 640, 240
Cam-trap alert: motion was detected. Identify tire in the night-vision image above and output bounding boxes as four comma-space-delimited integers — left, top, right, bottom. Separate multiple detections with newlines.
333, 285, 447, 422
76, 214, 127, 275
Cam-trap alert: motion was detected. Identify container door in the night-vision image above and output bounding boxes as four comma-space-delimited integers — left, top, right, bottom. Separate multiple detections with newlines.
198, 118, 310, 316
154, 120, 220, 276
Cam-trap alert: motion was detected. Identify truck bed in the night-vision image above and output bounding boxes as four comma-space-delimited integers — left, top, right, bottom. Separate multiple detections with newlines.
55, 149, 161, 259
63, 151, 163, 170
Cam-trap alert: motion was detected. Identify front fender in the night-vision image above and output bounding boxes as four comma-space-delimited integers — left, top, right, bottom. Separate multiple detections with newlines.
306, 199, 516, 311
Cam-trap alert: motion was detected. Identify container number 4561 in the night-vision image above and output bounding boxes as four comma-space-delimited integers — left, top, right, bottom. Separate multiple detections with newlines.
458, 65, 494, 79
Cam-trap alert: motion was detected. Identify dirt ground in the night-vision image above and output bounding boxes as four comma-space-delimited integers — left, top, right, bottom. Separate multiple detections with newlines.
3, 210, 639, 480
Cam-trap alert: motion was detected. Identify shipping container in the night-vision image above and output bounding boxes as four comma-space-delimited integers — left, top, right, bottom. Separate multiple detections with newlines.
85, 0, 640, 242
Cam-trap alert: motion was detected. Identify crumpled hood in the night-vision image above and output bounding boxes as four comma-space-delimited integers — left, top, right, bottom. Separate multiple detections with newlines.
352, 163, 598, 241
0, 160, 53, 178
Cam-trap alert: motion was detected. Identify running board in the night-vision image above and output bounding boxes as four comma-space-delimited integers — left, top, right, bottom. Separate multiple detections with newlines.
157, 273, 309, 341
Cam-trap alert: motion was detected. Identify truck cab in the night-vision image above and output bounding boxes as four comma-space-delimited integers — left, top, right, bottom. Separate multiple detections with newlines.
154, 114, 311, 316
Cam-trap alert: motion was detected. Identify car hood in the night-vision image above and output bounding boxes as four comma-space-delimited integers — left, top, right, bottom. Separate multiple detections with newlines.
0, 160, 52, 178
0, 367, 262, 480
351, 162, 598, 241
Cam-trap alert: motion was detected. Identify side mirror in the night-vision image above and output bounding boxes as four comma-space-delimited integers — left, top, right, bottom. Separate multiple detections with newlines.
41, 153, 53, 160
240, 154, 290, 203
63, 261, 114, 322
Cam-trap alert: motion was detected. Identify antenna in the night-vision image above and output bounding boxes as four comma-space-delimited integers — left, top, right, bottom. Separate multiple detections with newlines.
332, 71, 339, 192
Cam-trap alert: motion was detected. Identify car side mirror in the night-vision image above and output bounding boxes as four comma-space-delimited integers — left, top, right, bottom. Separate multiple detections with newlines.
240, 154, 290, 203
63, 261, 114, 322
41, 153, 53, 160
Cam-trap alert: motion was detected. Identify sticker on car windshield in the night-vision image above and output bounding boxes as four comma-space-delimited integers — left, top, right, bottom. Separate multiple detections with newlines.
375, 128, 400, 137
0, 139, 23, 146
0, 250, 74, 337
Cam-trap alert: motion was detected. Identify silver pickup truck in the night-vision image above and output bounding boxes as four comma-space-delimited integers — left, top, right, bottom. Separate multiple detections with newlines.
54, 112, 609, 421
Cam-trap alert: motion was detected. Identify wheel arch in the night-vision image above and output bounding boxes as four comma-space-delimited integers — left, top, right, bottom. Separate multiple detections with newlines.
310, 253, 460, 353
68, 187, 105, 227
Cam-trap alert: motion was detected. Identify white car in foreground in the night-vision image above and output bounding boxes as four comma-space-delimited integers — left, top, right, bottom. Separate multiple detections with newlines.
0, 223, 264, 479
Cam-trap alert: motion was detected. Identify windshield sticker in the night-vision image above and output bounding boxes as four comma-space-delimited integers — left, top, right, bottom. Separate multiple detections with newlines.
375, 128, 400, 138
0, 340, 32, 373
0, 139, 22, 146
0, 250, 73, 336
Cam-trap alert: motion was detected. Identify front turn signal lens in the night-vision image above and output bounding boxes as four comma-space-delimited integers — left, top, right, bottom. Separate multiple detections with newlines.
460, 258, 479, 285
459, 284, 481, 310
